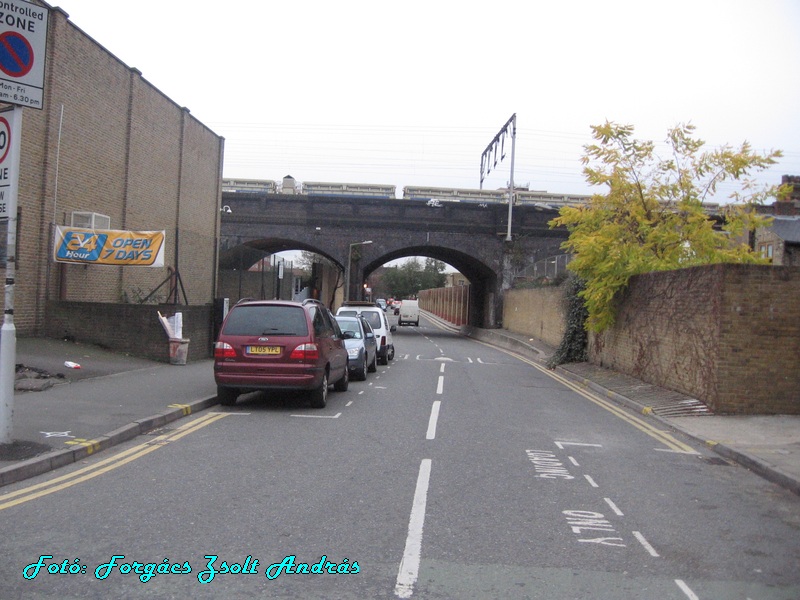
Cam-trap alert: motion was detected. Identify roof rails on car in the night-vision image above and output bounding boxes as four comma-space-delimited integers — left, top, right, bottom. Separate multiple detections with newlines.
341, 301, 377, 307
301, 298, 325, 307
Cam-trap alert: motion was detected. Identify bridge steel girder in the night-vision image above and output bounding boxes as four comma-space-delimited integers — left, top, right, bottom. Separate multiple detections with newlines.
218, 192, 568, 328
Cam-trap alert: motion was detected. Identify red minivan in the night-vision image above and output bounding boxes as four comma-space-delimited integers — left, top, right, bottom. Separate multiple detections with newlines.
214, 299, 349, 408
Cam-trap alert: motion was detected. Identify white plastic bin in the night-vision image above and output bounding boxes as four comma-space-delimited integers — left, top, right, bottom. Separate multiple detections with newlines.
168, 338, 190, 365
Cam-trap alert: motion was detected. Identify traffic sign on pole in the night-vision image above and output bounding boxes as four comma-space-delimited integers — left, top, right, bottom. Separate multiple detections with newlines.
0, 0, 48, 110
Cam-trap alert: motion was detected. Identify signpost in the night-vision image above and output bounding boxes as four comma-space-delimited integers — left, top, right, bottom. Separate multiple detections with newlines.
0, 0, 48, 443
0, 105, 23, 444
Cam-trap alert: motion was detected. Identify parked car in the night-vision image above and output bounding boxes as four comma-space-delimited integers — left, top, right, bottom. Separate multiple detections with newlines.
398, 299, 420, 326
336, 301, 396, 365
214, 299, 349, 408
376, 298, 387, 311
334, 315, 378, 380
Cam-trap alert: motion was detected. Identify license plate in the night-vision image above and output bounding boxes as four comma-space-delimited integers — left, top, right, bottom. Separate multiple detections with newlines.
247, 345, 281, 355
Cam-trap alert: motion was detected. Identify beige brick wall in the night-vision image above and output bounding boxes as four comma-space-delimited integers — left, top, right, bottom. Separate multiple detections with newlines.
503, 286, 567, 348
4, 4, 223, 334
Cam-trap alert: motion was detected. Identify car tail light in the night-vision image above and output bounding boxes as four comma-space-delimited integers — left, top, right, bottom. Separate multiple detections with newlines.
214, 341, 236, 359
290, 343, 319, 361
380, 335, 386, 347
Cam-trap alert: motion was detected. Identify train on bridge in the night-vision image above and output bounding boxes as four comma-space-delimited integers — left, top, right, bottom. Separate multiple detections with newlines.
221, 176, 723, 215
221, 176, 592, 211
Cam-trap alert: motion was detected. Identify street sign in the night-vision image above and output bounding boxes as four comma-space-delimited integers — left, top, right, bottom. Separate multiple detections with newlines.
0, 110, 17, 220
0, 0, 48, 109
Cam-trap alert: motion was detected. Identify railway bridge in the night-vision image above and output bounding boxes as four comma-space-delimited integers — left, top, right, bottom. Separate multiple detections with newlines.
218, 191, 569, 328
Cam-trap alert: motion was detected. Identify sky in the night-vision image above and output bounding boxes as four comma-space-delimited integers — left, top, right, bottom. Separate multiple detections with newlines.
57, 0, 800, 202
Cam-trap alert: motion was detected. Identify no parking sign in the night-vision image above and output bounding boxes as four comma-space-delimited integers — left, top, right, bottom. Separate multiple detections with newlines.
0, 0, 48, 109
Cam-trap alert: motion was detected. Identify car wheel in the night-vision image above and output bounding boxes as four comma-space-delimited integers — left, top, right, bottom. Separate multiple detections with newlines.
388, 345, 395, 361
310, 371, 328, 408
334, 365, 349, 391
378, 351, 388, 365
356, 355, 368, 380
368, 353, 377, 373
217, 386, 238, 406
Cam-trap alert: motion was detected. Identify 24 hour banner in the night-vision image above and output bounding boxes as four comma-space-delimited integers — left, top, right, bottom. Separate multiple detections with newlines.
53, 226, 165, 267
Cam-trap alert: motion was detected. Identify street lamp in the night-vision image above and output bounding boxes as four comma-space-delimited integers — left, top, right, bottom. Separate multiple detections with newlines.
346, 240, 373, 302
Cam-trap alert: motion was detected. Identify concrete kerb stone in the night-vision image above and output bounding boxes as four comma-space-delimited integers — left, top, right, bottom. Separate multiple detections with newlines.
0, 396, 220, 488
709, 442, 800, 497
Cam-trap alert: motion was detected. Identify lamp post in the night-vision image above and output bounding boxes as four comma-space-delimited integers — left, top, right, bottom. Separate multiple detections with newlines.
345, 240, 373, 302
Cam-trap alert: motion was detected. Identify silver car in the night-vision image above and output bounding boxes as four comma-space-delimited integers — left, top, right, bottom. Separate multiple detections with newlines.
334, 315, 378, 380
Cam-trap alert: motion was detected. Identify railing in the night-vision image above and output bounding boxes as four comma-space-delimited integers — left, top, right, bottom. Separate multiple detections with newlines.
517, 254, 573, 281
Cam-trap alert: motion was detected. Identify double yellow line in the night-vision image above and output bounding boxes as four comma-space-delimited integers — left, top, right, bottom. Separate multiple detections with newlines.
481, 341, 697, 454
0, 412, 229, 511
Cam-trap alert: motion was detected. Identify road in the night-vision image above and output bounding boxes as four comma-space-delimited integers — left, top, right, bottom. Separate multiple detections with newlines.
1, 314, 798, 599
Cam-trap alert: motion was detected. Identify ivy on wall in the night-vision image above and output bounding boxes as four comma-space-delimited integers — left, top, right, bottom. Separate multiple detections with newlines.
547, 275, 588, 367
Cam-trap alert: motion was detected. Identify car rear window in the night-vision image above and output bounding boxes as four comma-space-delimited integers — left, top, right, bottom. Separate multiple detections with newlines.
361, 311, 382, 329
222, 305, 309, 336
336, 319, 362, 339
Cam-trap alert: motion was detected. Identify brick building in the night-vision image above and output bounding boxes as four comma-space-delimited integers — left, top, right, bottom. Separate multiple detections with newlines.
0, 2, 224, 338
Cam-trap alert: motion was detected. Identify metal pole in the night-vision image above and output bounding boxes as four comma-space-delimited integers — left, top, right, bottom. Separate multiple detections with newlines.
506, 114, 517, 242
0, 106, 23, 444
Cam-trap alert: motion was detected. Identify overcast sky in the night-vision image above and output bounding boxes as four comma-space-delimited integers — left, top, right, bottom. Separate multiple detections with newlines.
58, 0, 800, 201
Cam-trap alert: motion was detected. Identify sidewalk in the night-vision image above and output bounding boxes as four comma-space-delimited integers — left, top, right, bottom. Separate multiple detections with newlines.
1, 329, 798, 498
0, 337, 218, 486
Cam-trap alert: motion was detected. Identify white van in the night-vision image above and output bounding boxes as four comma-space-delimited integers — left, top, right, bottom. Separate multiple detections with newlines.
398, 299, 420, 326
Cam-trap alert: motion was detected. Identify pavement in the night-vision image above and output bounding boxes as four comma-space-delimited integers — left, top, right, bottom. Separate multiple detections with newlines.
0, 325, 798, 498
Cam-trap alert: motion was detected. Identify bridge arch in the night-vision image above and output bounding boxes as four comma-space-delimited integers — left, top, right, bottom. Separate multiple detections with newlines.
361, 245, 497, 327
219, 191, 568, 328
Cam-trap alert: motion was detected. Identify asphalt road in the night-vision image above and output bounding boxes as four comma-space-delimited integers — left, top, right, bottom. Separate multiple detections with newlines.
1, 315, 798, 599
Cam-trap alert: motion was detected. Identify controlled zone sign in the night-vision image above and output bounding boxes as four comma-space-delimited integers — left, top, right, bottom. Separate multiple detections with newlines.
53, 226, 166, 267
0, 0, 48, 109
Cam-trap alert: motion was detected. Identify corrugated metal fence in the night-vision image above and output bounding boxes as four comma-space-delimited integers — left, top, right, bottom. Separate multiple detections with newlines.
418, 285, 470, 326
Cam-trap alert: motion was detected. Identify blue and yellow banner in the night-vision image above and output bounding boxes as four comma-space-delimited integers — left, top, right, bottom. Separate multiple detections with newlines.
53, 226, 165, 267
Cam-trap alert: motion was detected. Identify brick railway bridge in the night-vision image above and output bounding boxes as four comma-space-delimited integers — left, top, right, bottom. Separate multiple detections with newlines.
218, 192, 569, 328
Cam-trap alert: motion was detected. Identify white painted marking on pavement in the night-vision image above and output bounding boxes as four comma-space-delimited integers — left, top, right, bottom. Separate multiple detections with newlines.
633, 531, 660, 557
555, 441, 603, 449
436, 376, 444, 395
290, 413, 342, 419
426, 401, 441, 440
675, 579, 699, 600
604, 497, 624, 516
439, 363, 445, 373
568, 456, 580, 467
584, 474, 599, 488
395, 459, 432, 598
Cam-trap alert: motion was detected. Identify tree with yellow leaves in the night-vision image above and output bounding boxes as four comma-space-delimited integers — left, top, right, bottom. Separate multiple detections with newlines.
550, 122, 785, 332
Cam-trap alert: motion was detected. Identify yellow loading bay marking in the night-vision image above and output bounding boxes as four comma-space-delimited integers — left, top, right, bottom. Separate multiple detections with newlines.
476, 340, 696, 454
0, 412, 230, 511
